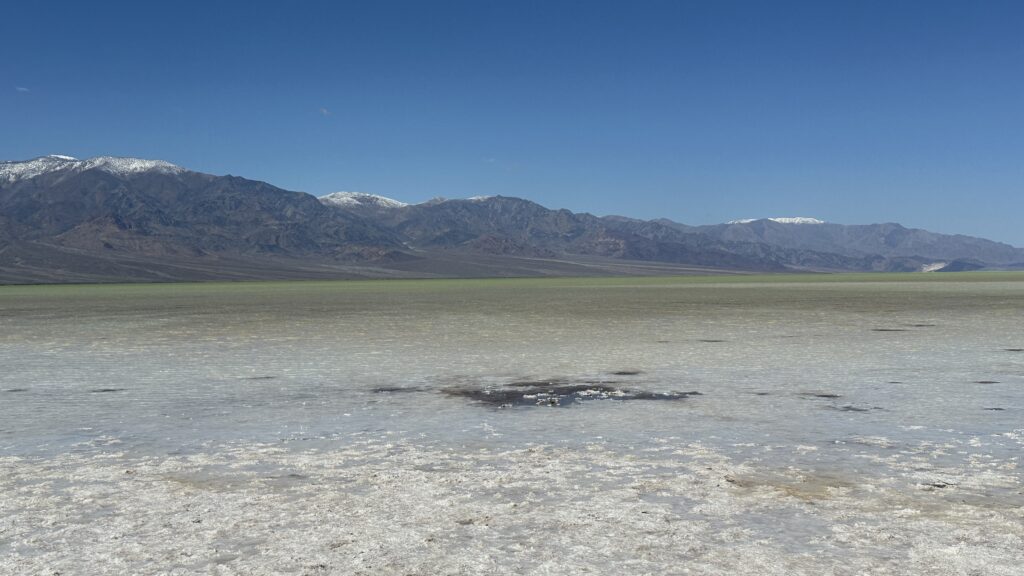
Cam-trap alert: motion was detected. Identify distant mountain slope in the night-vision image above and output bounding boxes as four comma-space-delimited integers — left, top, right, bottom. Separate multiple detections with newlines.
0, 156, 406, 282
1, 154, 1021, 283
678, 218, 1024, 264
317, 196, 986, 273
362, 196, 788, 270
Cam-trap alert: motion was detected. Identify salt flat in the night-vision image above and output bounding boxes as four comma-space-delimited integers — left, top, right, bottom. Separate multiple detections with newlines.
1, 274, 1022, 574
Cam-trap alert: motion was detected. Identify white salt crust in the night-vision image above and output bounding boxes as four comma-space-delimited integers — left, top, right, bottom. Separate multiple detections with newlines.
2, 437, 1021, 575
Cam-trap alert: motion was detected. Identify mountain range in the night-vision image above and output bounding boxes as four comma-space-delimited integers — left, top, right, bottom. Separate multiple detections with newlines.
1, 155, 1021, 284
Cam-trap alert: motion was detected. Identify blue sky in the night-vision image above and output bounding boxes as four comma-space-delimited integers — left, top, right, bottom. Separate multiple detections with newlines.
3, 1, 1023, 245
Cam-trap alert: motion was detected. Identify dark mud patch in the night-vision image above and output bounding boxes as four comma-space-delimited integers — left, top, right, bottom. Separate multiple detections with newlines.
798, 392, 842, 399
610, 370, 644, 376
442, 382, 701, 408
827, 404, 882, 413
2, 388, 29, 393
974, 380, 1001, 384
89, 388, 126, 393
697, 339, 727, 343
269, 473, 309, 481
887, 381, 903, 384
751, 392, 772, 396
907, 324, 937, 328
1005, 348, 1024, 352
506, 379, 572, 388
373, 386, 427, 394
242, 376, 277, 380
983, 407, 1006, 411
872, 328, 908, 332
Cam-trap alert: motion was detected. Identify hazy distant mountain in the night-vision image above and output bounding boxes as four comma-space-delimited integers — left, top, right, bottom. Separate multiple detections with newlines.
676, 218, 1024, 267
1, 154, 1021, 283
368, 195, 784, 270
316, 196, 1009, 273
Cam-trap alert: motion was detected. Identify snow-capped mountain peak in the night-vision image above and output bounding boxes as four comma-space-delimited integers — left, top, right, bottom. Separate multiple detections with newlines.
0, 155, 80, 182
319, 191, 408, 209
79, 156, 182, 176
0, 154, 184, 183
728, 217, 826, 225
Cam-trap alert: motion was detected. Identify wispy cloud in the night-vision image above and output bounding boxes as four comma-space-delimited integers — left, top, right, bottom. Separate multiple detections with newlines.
319, 107, 331, 117
15, 86, 30, 93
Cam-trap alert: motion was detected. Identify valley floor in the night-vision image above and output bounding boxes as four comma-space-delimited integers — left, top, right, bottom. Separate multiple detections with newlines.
1, 275, 1022, 574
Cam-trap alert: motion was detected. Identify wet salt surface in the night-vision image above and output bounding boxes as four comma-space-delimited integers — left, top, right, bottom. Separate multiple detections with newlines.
1, 278, 1022, 574
439, 377, 702, 407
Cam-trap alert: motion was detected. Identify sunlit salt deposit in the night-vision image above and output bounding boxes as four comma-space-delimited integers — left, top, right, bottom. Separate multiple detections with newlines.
1, 277, 1022, 574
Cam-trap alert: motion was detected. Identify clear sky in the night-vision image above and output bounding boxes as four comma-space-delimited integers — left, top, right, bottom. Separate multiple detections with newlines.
3, 1, 1023, 245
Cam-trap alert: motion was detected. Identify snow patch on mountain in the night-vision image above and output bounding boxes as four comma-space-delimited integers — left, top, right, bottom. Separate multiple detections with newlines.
320, 191, 408, 209
0, 155, 78, 182
728, 217, 826, 225
0, 155, 183, 183
80, 157, 182, 176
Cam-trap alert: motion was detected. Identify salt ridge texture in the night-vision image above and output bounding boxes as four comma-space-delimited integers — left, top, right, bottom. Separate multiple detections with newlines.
2, 436, 1021, 575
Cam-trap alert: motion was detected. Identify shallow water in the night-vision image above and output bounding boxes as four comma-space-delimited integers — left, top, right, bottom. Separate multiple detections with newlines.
1, 277, 1022, 574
